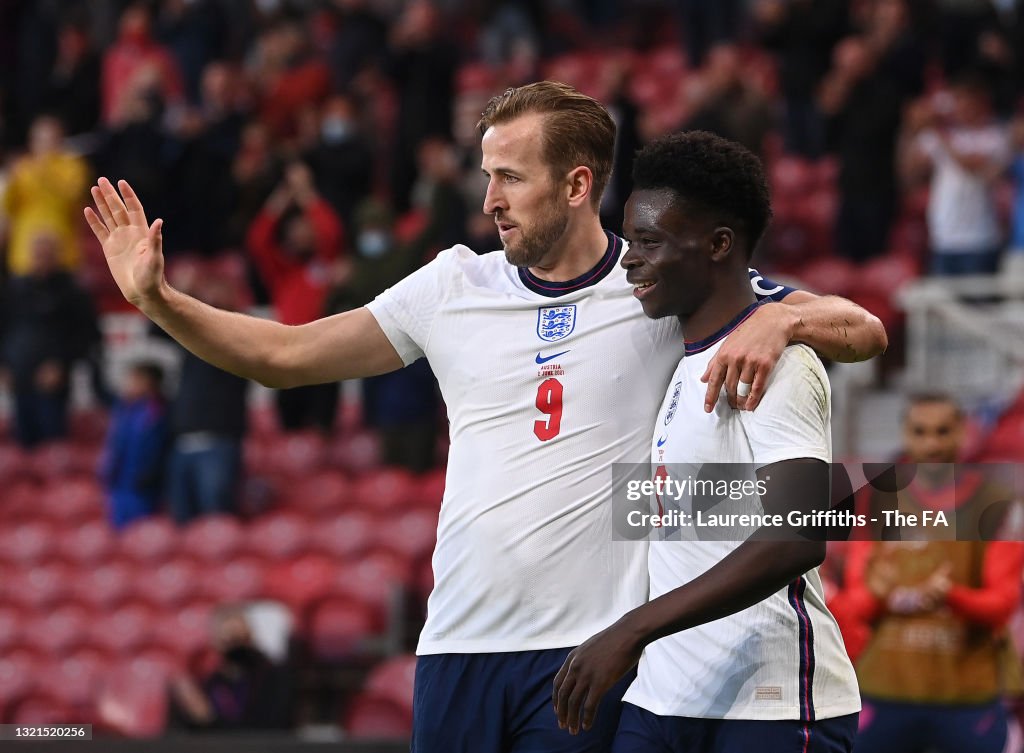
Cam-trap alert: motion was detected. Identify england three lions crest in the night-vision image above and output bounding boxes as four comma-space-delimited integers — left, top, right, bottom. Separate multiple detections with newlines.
537, 305, 577, 342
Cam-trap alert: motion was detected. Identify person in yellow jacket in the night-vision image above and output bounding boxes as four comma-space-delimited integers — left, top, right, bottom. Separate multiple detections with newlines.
2, 115, 89, 276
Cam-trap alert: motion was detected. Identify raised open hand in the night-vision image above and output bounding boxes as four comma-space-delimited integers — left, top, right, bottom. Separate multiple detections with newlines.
84, 178, 165, 308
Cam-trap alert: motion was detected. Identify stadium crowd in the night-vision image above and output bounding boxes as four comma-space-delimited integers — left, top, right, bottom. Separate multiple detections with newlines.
2, 0, 1024, 745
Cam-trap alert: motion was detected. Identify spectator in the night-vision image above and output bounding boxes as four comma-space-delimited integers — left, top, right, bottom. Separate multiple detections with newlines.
247, 161, 344, 433
0, 231, 100, 448
39, 21, 102, 137
251, 20, 331, 143
900, 76, 1011, 276
327, 0, 388, 91
683, 43, 776, 158
169, 604, 293, 731
101, 2, 184, 126
676, 0, 743, 68
820, 1, 925, 262
305, 94, 374, 238
386, 0, 458, 212
156, 0, 227, 104
100, 361, 168, 530
166, 279, 249, 525
1, 115, 89, 277
170, 61, 248, 255
411, 136, 469, 254
754, 0, 848, 159
325, 198, 439, 472
838, 392, 1024, 753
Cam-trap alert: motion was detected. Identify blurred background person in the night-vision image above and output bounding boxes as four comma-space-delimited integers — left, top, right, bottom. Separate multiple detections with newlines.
0, 231, 100, 448
102, 2, 184, 127
900, 75, 1011, 276
1, 115, 89, 277
247, 161, 344, 434
100, 360, 168, 530
169, 604, 293, 731
166, 278, 250, 525
325, 197, 440, 472
837, 393, 1024, 753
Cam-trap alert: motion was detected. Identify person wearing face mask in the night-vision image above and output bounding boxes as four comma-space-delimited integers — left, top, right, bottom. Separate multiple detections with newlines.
306, 95, 373, 236
325, 199, 440, 472
169, 605, 293, 731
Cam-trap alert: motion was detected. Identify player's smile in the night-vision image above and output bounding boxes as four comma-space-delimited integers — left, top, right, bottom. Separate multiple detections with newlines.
621, 188, 714, 321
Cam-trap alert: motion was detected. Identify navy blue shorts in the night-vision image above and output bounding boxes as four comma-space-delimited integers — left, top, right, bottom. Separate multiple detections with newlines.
612, 703, 858, 753
856, 697, 1007, 753
412, 648, 635, 753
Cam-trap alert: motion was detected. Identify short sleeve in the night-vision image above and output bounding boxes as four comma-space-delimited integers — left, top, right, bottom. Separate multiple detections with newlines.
365, 249, 452, 365
748, 268, 796, 302
739, 345, 831, 468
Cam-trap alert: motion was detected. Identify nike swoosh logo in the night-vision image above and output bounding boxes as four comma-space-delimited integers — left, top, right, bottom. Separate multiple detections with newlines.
536, 350, 570, 364
657, 436, 668, 447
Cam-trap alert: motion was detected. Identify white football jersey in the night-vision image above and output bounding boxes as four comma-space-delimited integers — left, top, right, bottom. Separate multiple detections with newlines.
367, 234, 791, 655
624, 302, 861, 720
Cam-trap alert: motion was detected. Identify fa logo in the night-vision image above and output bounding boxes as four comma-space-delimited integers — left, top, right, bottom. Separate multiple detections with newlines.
537, 305, 577, 342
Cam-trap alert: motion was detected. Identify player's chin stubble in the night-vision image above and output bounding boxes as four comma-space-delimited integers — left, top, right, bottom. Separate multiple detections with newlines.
503, 205, 570, 270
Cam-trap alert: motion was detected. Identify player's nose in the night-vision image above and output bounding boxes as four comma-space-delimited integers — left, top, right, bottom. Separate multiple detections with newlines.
483, 179, 507, 215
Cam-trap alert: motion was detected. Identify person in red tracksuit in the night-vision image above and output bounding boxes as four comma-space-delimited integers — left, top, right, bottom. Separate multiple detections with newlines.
837, 393, 1024, 753
247, 161, 345, 433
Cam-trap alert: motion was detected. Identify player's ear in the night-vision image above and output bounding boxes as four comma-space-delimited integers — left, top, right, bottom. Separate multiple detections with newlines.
565, 166, 594, 208
710, 228, 734, 261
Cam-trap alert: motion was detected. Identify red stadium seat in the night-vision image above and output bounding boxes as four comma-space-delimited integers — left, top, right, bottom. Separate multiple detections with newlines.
286, 470, 354, 517
0, 649, 42, 712
90, 604, 159, 655
794, 257, 857, 298
29, 441, 82, 479
0, 444, 32, 485
7, 561, 73, 610
353, 467, 417, 514
413, 468, 446, 509
40, 476, 105, 523
76, 560, 135, 609
343, 695, 413, 738
0, 480, 43, 524
246, 511, 310, 560
332, 552, 411, 623
152, 600, 216, 661
96, 660, 169, 738
199, 556, 267, 602
264, 554, 337, 614
145, 557, 202, 608
180, 515, 245, 561
770, 156, 816, 199
37, 649, 110, 708
328, 430, 382, 473
266, 431, 327, 479
26, 604, 93, 655
363, 654, 417, 713
59, 520, 117, 566
118, 517, 178, 563
0, 605, 25, 653
311, 511, 375, 559
308, 596, 379, 660
68, 409, 109, 444
373, 508, 437, 563
853, 253, 920, 300
9, 694, 78, 726
0, 520, 57, 566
